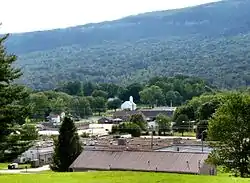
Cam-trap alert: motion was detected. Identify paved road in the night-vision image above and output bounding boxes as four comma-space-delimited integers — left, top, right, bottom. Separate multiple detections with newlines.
0, 165, 50, 174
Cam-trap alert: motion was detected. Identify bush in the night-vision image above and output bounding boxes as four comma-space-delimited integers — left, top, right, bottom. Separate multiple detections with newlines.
111, 122, 141, 137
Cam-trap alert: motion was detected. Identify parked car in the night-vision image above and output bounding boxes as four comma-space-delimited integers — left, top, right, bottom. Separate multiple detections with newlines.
8, 163, 18, 169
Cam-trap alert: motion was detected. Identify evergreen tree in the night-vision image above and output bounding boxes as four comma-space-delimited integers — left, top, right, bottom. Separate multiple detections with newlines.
51, 117, 82, 172
0, 34, 33, 161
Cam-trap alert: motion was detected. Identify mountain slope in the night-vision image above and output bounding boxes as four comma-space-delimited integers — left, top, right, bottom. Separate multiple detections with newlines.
5, 0, 250, 89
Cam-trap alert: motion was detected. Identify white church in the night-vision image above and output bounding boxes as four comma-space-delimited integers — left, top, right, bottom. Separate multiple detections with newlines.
121, 96, 137, 111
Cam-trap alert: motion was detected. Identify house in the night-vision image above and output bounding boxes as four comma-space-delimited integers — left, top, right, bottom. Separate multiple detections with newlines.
113, 110, 144, 121
46, 112, 66, 125
141, 107, 176, 121
69, 150, 216, 175
15, 145, 54, 166
98, 117, 122, 124
121, 96, 136, 111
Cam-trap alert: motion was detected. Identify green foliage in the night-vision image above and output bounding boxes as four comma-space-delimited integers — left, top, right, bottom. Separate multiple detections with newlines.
70, 97, 92, 118
7, 0, 250, 90
92, 97, 107, 115
107, 98, 122, 111
156, 114, 171, 136
0, 124, 38, 162
129, 114, 147, 131
51, 117, 82, 172
173, 114, 190, 136
173, 105, 195, 121
139, 85, 164, 107
91, 90, 108, 99
0, 34, 35, 162
196, 120, 208, 140
208, 93, 250, 177
198, 101, 220, 120
112, 122, 141, 137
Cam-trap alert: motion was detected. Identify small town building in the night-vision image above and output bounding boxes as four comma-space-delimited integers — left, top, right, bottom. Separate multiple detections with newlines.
113, 110, 144, 121
15, 144, 54, 166
121, 96, 137, 111
69, 150, 216, 175
46, 112, 65, 126
98, 117, 122, 124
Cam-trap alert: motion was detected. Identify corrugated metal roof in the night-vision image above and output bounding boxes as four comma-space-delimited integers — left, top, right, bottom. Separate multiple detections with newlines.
70, 150, 209, 174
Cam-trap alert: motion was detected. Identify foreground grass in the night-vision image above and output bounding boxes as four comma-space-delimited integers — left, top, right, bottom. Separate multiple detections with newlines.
0, 163, 8, 170
0, 171, 249, 183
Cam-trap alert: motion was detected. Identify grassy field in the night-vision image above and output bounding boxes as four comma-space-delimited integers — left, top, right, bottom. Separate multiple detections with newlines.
0, 171, 249, 183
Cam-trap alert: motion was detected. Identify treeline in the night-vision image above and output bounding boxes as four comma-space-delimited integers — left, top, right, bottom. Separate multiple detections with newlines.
172, 89, 250, 139
24, 75, 214, 121
56, 75, 214, 106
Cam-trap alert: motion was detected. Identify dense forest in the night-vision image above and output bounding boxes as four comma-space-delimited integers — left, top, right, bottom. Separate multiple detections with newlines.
3, 0, 250, 89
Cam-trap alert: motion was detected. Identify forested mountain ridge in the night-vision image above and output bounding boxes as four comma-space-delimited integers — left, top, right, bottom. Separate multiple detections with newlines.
4, 0, 250, 89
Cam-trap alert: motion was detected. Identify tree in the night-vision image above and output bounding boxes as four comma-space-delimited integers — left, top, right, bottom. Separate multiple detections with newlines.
27, 92, 49, 119
2, 124, 38, 162
0, 34, 34, 161
51, 117, 82, 172
92, 97, 107, 115
70, 97, 92, 118
208, 93, 250, 177
139, 85, 164, 107
156, 114, 171, 136
91, 90, 108, 99
198, 100, 220, 120
196, 120, 208, 140
173, 114, 189, 136
112, 122, 141, 137
119, 83, 143, 103
173, 105, 195, 121
107, 98, 122, 111
129, 114, 147, 131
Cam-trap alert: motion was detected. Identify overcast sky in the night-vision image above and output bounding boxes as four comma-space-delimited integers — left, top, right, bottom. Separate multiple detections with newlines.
0, 0, 219, 33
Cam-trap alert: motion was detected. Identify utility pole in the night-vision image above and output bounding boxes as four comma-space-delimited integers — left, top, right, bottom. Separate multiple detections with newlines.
201, 132, 204, 152
36, 146, 40, 166
201, 130, 206, 153
151, 125, 154, 149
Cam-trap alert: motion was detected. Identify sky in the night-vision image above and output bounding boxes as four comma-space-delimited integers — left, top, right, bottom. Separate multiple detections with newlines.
0, 0, 219, 33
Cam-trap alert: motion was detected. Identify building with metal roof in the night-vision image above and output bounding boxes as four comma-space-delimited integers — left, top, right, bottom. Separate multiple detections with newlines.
69, 150, 216, 175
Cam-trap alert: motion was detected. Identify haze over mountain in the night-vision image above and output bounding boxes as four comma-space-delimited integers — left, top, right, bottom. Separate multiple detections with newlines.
4, 0, 250, 90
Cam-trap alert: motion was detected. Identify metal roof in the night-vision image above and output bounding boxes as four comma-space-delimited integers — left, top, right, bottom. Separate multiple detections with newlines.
70, 150, 209, 174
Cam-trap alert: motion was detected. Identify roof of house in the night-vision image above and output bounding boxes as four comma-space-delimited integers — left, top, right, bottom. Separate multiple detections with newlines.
141, 110, 174, 118
113, 110, 143, 118
98, 117, 114, 121
70, 150, 209, 174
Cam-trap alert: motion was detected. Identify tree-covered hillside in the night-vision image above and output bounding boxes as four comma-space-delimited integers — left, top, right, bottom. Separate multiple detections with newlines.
4, 0, 250, 89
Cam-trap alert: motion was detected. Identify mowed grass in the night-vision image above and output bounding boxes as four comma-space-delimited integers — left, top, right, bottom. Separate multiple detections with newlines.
0, 163, 8, 170
0, 171, 249, 183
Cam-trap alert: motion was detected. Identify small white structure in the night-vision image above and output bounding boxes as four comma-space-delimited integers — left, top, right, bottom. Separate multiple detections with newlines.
121, 96, 136, 111
16, 145, 54, 165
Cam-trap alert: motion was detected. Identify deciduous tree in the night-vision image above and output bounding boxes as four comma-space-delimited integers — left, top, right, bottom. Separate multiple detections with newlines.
208, 93, 250, 177
156, 114, 171, 136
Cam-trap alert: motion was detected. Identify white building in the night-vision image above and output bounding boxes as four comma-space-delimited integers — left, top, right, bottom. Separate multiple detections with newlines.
121, 96, 136, 111
16, 142, 54, 165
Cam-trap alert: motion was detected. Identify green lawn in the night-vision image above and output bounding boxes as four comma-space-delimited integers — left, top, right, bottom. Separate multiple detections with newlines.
173, 132, 197, 137
0, 171, 248, 183
0, 163, 9, 170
